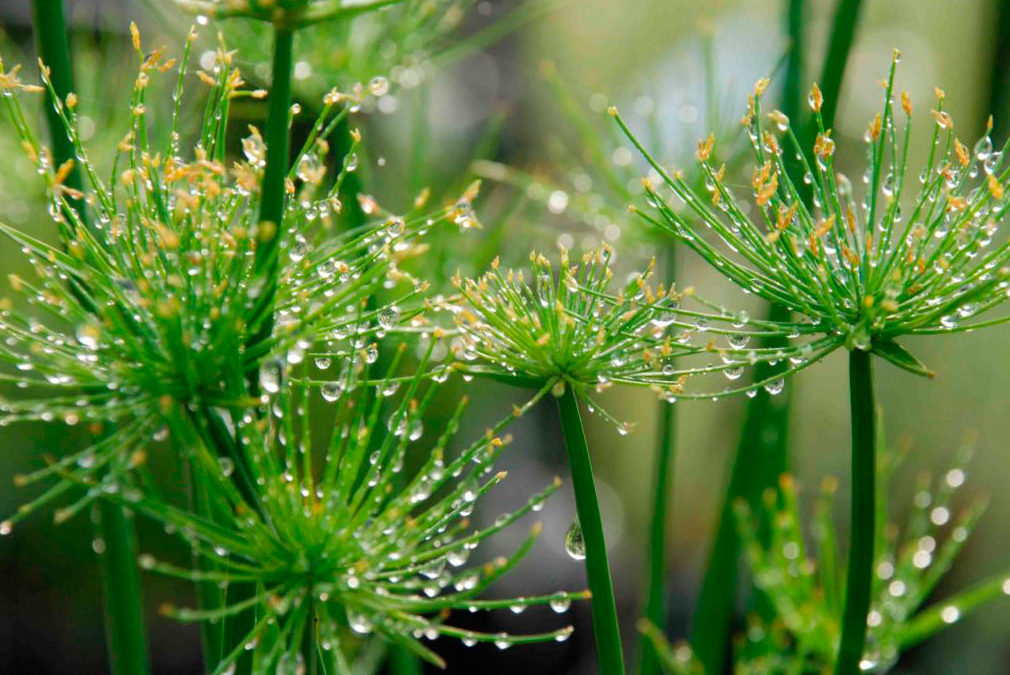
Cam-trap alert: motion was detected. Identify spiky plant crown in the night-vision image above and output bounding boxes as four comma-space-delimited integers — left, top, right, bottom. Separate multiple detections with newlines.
443, 244, 830, 428
614, 50, 1010, 378
642, 440, 1007, 674
133, 347, 583, 672
0, 30, 465, 530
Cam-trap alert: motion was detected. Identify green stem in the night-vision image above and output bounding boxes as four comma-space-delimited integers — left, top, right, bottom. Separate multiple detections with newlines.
303, 598, 319, 675
187, 458, 226, 670
819, 0, 864, 131
690, 1, 863, 669
31, 3, 150, 673
248, 26, 295, 341
389, 644, 423, 675
689, 304, 791, 673
30, 0, 84, 218
835, 349, 876, 674
556, 387, 626, 675
638, 247, 677, 675
986, 0, 1010, 144
96, 501, 151, 675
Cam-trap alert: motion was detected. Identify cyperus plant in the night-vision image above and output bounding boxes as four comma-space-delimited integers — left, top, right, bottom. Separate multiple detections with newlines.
615, 50, 1010, 673
641, 436, 1010, 674
0, 22, 466, 674
133, 347, 586, 673
0, 36, 437, 524
446, 243, 830, 672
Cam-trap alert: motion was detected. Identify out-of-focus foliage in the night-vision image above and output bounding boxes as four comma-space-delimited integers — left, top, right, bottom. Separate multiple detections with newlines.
643, 436, 1009, 674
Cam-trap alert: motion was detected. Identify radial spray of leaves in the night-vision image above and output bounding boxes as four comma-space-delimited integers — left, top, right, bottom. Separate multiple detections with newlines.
616, 51, 1010, 672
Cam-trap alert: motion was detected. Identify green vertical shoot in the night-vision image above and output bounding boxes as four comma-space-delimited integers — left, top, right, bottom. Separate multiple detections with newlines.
249, 26, 295, 341
835, 349, 876, 674
638, 246, 677, 675
30, 3, 150, 673
30, 0, 84, 217
556, 387, 626, 675
690, 0, 863, 670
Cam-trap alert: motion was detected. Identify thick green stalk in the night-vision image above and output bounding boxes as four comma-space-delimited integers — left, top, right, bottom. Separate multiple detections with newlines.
986, 0, 1010, 144
819, 0, 865, 131
96, 501, 151, 675
689, 315, 791, 673
30, 0, 84, 216
389, 644, 423, 675
187, 460, 226, 670
556, 388, 626, 675
303, 598, 319, 675
835, 349, 876, 674
220, 25, 295, 675
31, 3, 150, 673
691, 1, 864, 670
638, 247, 677, 675
248, 26, 295, 341
689, 0, 803, 667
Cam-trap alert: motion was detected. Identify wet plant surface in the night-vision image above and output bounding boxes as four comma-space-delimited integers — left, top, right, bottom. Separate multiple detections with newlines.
5, 1, 1010, 674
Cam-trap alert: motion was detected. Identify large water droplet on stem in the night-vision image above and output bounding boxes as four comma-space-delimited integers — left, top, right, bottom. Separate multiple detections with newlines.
564, 519, 586, 560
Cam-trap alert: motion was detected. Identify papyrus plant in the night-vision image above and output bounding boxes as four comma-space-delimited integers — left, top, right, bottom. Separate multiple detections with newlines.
446, 243, 825, 673
132, 347, 586, 673
641, 437, 1010, 674
0, 36, 437, 526
0, 21, 471, 673
615, 51, 1010, 672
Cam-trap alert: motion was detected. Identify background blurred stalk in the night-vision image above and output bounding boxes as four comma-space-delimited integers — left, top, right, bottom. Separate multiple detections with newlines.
986, 0, 1010, 144
200, 24, 296, 675
249, 26, 295, 339
556, 387, 626, 675
690, 0, 863, 671
96, 501, 151, 675
30, 0, 84, 217
637, 246, 677, 675
834, 349, 876, 674
31, 2, 151, 673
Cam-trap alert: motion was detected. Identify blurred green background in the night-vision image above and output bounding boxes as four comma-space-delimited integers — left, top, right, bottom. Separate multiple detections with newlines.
4, 0, 1010, 672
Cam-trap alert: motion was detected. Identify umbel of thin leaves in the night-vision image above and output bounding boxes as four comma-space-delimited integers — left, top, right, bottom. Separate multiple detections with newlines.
446, 244, 828, 428
664, 445, 1001, 673
0, 34, 449, 530
616, 50, 1010, 376
641, 442, 1006, 674
139, 350, 583, 672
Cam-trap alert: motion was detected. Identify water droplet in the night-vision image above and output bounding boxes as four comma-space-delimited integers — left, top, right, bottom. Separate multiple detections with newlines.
321, 381, 343, 402
259, 359, 283, 394
549, 594, 571, 613
347, 610, 373, 635
447, 549, 469, 567
564, 520, 586, 560
941, 605, 960, 624
369, 76, 390, 97
76, 323, 100, 350
378, 307, 400, 330
217, 457, 235, 477
763, 379, 785, 395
